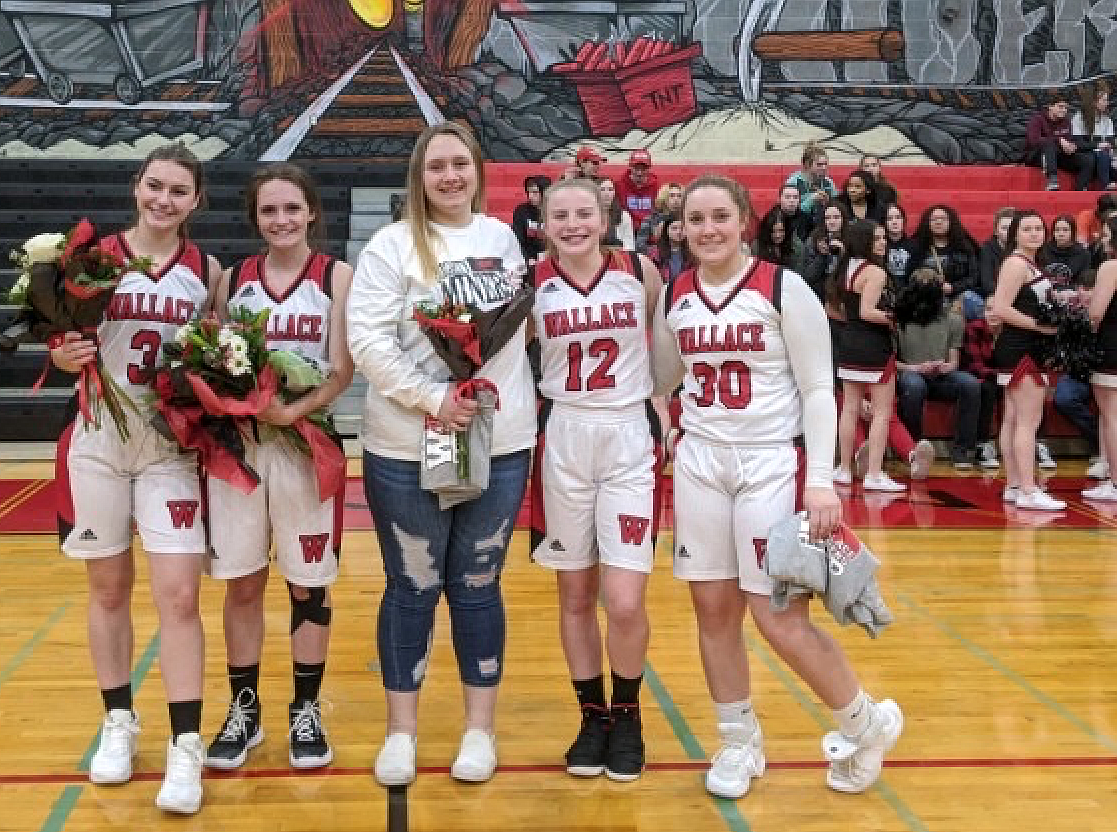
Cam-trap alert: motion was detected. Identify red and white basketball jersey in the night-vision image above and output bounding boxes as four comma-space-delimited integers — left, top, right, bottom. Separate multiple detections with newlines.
533, 251, 652, 408
98, 235, 209, 404
663, 260, 802, 445
228, 252, 335, 362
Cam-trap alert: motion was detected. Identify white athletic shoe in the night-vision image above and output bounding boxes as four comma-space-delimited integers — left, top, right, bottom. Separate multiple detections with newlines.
705, 723, 765, 799
833, 466, 853, 486
89, 709, 140, 785
908, 440, 934, 480
978, 441, 1000, 470
823, 699, 903, 793
155, 733, 204, 815
1002, 486, 1020, 504
451, 728, 498, 783
1082, 480, 1117, 501
1015, 489, 1066, 511
1086, 458, 1110, 480
375, 732, 417, 786
863, 472, 907, 493
1036, 442, 1057, 469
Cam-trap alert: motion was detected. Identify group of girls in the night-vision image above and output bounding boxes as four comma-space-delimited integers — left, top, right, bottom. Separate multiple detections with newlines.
50, 126, 913, 816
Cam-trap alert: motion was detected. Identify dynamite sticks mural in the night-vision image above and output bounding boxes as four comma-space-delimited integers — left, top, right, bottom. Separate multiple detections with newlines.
0, 1, 1114, 164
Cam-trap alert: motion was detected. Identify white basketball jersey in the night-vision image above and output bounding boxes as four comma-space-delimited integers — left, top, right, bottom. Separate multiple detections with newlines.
533, 251, 653, 407
662, 260, 803, 444
228, 252, 334, 362
99, 235, 209, 404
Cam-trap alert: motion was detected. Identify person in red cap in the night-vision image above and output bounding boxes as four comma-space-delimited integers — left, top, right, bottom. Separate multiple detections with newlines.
575, 147, 603, 179
617, 149, 659, 229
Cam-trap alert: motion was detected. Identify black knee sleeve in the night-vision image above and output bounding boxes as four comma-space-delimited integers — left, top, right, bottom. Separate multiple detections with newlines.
288, 582, 331, 633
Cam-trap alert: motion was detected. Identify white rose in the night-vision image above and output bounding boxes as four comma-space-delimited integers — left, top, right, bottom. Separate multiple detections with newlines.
21, 233, 65, 265
225, 354, 251, 377
174, 324, 191, 346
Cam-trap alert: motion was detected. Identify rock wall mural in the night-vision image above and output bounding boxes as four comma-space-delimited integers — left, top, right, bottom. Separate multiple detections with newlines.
0, 0, 1112, 164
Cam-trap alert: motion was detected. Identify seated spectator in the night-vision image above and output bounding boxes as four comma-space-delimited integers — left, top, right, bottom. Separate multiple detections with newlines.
616, 149, 658, 229
835, 170, 885, 223
754, 205, 803, 270
895, 267, 983, 468
883, 203, 913, 285
959, 307, 1004, 469
1025, 97, 1094, 191
847, 396, 935, 481
574, 146, 603, 179
859, 154, 899, 206
597, 176, 634, 250
1038, 214, 1091, 286
635, 182, 683, 254
978, 207, 1017, 302
511, 174, 551, 267
800, 203, 849, 300
776, 182, 812, 241
784, 142, 837, 225
651, 213, 693, 280
1076, 193, 1117, 260
905, 205, 980, 303
1071, 87, 1114, 191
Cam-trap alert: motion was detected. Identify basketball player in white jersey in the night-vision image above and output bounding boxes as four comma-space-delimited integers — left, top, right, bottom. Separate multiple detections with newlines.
50, 144, 223, 814
652, 174, 902, 800
204, 163, 354, 771
530, 178, 664, 781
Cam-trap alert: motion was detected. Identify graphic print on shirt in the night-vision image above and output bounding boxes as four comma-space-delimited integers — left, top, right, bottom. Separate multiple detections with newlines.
435, 256, 526, 313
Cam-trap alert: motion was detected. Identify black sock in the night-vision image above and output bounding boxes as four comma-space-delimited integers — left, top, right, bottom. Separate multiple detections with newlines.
101, 683, 132, 714
611, 671, 643, 720
168, 699, 202, 741
293, 661, 326, 705
228, 663, 259, 700
573, 675, 608, 720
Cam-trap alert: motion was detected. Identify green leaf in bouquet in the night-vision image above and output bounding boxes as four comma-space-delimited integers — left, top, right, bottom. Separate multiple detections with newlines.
267, 350, 327, 391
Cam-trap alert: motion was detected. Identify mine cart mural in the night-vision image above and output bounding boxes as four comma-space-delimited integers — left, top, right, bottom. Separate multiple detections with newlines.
0, 0, 1112, 164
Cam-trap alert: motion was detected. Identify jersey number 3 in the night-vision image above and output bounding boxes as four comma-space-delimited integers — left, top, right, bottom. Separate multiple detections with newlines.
692, 360, 751, 409
565, 338, 619, 392
128, 330, 162, 385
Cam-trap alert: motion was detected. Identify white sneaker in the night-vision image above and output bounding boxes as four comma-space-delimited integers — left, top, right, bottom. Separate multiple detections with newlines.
374, 732, 417, 786
1002, 486, 1020, 504
1082, 480, 1117, 501
155, 733, 204, 815
1015, 489, 1066, 511
1036, 442, 1057, 469
1086, 458, 1110, 479
863, 472, 906, 493
823, 699, 903, 793
833, 466, 852, 486
978, 441, 1000, 469
450, 728, 497, 783
89, 709, 140, 785
705, 723, 765, 799
908, 440, 934, 480
852, 442, 869, 479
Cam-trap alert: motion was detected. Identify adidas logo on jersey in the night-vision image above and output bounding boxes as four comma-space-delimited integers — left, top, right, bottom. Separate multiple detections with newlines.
238, 284, 256, 297
550, 539, 566, 552
541, 281, 561, 293
677, 298, 692, 310
676, 545, 690, 559
79, 529, 97, 542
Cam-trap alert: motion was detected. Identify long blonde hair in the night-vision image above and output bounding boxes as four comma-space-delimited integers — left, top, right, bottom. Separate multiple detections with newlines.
405, 121, 487, 283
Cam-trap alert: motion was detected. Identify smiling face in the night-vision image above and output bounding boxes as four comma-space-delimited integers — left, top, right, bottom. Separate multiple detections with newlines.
133, 160, 200, 235
254, 178, 315, 251
422, 133, 478, 225
543, 183, 606, 260
684, 185, 746, 271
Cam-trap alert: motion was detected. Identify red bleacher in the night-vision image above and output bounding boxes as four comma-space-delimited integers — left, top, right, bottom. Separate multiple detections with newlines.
484, 162, 1102, 242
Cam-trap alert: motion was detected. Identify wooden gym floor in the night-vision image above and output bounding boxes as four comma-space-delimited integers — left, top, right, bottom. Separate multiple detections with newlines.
0, 456, 1114, 832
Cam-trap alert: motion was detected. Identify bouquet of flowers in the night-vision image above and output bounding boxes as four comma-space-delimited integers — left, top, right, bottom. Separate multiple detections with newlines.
1034, 297, 1103, 383
412, 267, 534, 509
2, 219, 149, 441
151, 308, 344, 499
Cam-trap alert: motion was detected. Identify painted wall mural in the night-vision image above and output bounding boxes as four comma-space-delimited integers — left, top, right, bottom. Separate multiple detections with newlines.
0, 0, 1112, 164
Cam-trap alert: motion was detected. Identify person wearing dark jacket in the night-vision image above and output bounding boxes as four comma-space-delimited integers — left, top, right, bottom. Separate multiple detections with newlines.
1038, 214, 1091, 286
777, 183, 813, 242
859, 154, 899, 207
834, 170, 885, 224
904, 205, 980, 300
882, 203, 913, 285
977, 208, 1017, 300
511, 175, 551, 267
1024, 98, 1094, 190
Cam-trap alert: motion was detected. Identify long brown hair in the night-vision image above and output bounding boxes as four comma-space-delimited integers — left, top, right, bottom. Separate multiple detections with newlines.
133, 142, 205, 239
405, 121, 487, 284
245, 162, 326, 248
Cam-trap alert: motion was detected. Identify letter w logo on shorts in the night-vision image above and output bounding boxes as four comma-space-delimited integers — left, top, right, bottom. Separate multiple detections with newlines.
165, 500, 200, 530
618, 514, 650, 546
299, 533, 329, 564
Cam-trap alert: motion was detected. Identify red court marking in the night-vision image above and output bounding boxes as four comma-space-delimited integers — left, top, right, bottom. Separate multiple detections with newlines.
2, 756, 1114, 785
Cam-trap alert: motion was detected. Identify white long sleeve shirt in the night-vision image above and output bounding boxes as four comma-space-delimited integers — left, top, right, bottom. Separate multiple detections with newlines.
347, 215, 535, 461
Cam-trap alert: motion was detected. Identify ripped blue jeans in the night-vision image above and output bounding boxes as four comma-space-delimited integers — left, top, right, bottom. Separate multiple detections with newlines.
363, 449, 530, 691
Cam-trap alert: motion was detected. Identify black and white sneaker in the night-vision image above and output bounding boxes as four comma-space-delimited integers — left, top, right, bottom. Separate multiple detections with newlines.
205, 689, 263, 770
565, 712, 610, 777
605, 711, 645, 782
289, 700, 332, 769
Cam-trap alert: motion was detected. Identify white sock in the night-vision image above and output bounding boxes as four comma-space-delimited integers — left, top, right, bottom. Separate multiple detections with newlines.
715, 699, 758, 733
833, 689, 872, 738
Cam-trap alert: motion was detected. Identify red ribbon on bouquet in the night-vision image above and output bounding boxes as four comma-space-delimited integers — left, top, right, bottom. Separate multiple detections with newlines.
36, 327, 106, 429
292, 416, 346, 502
186, 364, 279, 416
453, 377, 501, 410
412, 308, 484, 367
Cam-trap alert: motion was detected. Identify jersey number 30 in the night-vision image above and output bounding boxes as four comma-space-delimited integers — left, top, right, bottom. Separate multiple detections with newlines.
691, 360, 751, 409
565, 338, 619, 392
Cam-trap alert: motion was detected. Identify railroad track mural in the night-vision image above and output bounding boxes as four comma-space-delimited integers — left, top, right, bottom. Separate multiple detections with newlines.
0, 1, 1112, 163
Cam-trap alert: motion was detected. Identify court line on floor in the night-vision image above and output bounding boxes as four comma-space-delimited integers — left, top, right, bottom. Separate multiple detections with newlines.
0, 601, 69, 687
745, 636, 931, 832
38, 633, 161, 832
9, 755, 1116, 787
0, 479, 49, 517
897, 593, 1117, 754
